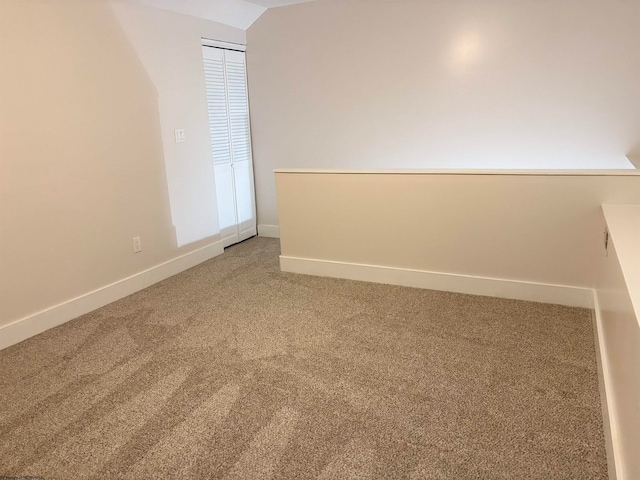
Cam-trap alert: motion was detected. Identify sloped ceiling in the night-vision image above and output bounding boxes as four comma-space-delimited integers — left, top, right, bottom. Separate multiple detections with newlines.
127, 0, 316, 30
246, 0, 315, 7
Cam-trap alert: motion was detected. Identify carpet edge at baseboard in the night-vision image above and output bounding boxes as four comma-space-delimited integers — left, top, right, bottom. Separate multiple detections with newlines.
279, 255, 594, 309
257, 224, 280, 238
0, 240, 224, 351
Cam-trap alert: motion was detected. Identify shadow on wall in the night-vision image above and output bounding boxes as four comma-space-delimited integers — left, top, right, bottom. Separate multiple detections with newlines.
0, 0, 179, 324
628, 144, 640, 168
110, 0, 225, 249
95, 1, 178, 252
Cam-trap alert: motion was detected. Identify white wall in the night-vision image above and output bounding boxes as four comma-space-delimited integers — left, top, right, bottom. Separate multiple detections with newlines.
595, 206, 640, 480
247, 0, 640, 227
0, 0, 244, 330
109, 1, 246, 248
275, 171, 640, 301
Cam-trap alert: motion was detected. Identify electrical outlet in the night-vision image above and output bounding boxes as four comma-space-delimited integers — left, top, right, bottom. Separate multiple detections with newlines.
174, 129, 185, 143
132, 236, 142, 253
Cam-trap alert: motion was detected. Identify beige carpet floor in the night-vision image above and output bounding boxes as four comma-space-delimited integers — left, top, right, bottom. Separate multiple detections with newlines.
0, 237, 607, 479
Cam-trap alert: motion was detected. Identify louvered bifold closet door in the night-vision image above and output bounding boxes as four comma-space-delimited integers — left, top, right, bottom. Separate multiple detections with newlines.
202, 45, 256, 248
224, 49, 255, 243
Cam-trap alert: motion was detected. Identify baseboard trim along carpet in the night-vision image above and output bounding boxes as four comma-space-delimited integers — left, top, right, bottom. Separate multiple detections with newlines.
279, 255, 594, 309
0, 240, 224, 351
257, 224, 280, 238
592, 291, 623, 480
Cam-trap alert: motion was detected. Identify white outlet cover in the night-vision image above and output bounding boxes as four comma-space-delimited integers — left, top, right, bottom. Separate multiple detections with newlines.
174, 129, 185, 143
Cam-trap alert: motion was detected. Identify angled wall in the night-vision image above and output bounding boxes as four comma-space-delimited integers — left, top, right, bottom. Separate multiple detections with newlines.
0, 0, 244, 342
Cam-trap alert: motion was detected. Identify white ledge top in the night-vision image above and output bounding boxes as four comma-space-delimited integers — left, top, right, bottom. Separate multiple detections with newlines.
274, 168, 640, 176
603, 204, 640, 326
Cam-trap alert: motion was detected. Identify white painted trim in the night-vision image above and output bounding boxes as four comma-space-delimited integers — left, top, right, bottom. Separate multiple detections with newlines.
274, 168, 640, 176
0, 241, 224, 351
257, 224, 280, 238
201, 38, 246, 52
592, 291, 623, 480
280, 256, 593, 308
602, 205, 640, 326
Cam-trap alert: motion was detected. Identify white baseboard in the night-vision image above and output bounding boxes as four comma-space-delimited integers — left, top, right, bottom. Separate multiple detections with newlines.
280, 256, 593, 308
0, 241, 224, 351
257, 224, 280, 238
592, 291, 622, 480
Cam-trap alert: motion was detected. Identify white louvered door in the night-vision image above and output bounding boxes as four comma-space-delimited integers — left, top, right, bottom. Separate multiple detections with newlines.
203, 45, 256, 248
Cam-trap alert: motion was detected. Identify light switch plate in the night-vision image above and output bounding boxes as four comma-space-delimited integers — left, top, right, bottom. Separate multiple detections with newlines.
174, 129, 185, 143
132, 236, 142, 253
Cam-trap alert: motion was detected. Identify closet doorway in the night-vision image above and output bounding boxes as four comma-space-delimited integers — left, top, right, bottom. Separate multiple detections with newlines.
202, 40, 256, 248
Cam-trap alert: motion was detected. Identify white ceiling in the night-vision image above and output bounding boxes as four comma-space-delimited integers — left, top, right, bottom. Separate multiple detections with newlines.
127, 0, 316, 30
246, 0, 315, 7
